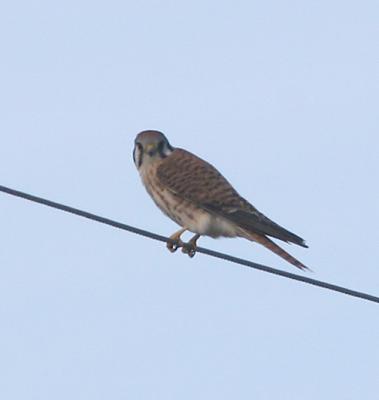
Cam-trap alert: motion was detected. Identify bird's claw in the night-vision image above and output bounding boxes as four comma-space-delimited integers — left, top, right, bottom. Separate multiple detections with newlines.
181, 242, 197, 258
167, 239, 197, 257
167, 231, 199, 257
167, 239, 184, 253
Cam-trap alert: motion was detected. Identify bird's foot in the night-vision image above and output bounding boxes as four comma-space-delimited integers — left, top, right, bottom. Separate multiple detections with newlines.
166, 228, 187, 253
181, 242, 197, 258
181, 234, 200, 258
167, 238, 185, 253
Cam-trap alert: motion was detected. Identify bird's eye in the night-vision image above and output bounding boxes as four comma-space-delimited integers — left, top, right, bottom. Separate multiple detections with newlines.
133, 142, 143, 168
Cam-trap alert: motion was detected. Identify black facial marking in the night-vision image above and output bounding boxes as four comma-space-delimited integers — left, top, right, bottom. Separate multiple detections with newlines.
157, 140, 173, 158
167, 142, 174, 152
133, 142, 143, 168
157, 140, 167, 158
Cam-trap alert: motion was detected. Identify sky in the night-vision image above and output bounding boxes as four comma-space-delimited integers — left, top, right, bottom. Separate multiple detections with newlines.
0, 0, 378, 399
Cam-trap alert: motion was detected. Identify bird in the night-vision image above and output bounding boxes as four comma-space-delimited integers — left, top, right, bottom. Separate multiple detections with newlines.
133, 130, 309, 270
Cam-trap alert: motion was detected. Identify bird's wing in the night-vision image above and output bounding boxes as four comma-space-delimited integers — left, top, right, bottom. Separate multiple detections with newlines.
215, 208, 308, 247
157, 149, 307, 247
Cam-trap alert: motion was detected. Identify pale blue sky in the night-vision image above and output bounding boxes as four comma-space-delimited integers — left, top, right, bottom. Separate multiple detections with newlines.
0, 1, 378, 399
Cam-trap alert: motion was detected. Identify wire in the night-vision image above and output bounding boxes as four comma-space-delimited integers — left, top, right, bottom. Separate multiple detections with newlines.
1, 184, 378, 304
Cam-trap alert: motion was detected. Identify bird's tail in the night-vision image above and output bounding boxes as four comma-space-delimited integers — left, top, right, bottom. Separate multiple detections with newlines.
242, 230, 310, 271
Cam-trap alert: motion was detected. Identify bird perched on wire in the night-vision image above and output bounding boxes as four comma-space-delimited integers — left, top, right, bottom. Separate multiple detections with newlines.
133, 130, 309, 270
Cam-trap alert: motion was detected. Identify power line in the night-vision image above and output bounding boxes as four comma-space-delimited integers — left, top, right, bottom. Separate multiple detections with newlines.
1, 184, 378, 304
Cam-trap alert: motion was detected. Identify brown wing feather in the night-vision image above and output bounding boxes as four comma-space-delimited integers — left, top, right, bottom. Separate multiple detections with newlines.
216, 209, 308, 247
157, 148, 307, 247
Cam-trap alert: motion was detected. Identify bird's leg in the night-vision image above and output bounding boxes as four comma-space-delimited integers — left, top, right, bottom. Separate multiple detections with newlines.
182, 234, 201, 258
166, 228, 187, 253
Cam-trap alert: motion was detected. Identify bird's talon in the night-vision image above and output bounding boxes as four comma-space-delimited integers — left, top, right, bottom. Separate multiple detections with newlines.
167, 228, 187, 253
182, 243, 197, 258
188, 248, 196, 258
167, 239, 183, 253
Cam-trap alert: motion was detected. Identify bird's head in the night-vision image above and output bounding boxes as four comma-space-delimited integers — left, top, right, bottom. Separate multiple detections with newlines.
133, 130, 174, 169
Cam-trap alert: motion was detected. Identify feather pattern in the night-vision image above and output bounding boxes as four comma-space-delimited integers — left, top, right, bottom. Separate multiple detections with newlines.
134, 130, 308, 270
157, 148, 307, 248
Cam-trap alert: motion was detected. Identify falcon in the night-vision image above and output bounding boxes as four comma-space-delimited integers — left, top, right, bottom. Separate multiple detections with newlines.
133, 130, 309, 270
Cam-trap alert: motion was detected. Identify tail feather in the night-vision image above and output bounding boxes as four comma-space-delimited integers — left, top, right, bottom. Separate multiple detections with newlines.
243, 231, 310, 271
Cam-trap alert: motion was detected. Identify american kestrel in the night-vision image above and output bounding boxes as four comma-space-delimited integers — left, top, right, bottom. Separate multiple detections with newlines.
133, 130, 309, 270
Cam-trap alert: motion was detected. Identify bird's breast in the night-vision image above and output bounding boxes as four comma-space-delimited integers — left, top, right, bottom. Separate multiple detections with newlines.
139, 165, 239, 238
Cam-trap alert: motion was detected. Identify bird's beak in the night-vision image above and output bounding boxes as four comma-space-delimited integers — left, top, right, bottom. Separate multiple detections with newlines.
145, 143, 157, 156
